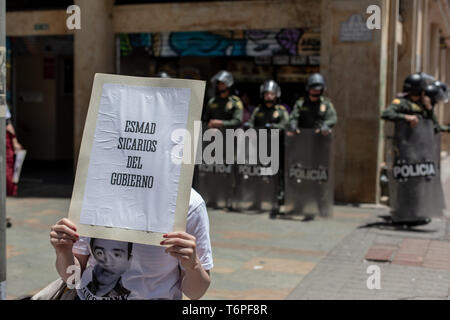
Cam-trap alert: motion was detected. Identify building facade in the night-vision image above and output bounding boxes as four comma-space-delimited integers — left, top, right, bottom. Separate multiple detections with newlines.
5, 0, 450, 203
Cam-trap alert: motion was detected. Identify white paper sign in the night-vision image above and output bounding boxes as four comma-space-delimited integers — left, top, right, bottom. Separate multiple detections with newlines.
79, 84, 190, 233
68, 74, 205, 246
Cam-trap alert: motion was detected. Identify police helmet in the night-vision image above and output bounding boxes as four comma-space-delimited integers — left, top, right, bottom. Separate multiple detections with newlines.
434, 81, 449, 103
211, 70, 234, 88
306, 73, 326, 92
403, 73, 428, 95
418, 72, 436, 85
260, 80, 281, 99
157, 71, 171, 78
425, 84, 441, 105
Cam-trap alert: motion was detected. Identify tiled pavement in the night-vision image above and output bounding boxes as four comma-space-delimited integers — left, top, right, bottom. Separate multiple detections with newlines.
202, 206, 371, 300
287, 216, 450, 300
5, 194, 370, 300
287, 156, 450, 300
5, 156, 450, 300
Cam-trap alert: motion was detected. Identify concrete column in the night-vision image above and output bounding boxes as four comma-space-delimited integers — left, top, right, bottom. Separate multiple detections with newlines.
396, 0, 419, 90
320, 0, 389, 203
441, 48, 450, 151
429, 24, 440, 78
415, 0, 425, 72
386, 0, 400, 103
74, 0, 115, 164
421, 0, 430, 73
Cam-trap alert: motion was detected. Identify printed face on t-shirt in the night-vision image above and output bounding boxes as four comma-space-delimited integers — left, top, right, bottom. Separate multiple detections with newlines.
90, 239, 132, 286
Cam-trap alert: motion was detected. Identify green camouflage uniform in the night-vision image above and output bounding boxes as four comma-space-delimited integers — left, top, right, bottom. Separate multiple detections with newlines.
248, 104, 289, 130
203, 94, 244, 129
381, 96, 450, 132
289, 96, 337, 130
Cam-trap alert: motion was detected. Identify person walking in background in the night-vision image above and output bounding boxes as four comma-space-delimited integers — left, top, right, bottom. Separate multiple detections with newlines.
5, 104, 23, 196
240, 92, 256, 124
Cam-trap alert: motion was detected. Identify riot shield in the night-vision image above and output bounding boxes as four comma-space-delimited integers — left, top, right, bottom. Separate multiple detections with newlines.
434, 131, 446, 212
193, 127, 234, 209
388, 118, 444, 221
231, 129, 280, 212
284, 129, 334, 217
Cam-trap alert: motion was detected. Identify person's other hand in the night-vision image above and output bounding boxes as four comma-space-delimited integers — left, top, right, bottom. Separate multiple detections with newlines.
287, 129, 300, 137
316, 124, 331, 136
12, 139, 23, 151
422, 95, 432, 111
161, 232, 200, 271
50, 218, 79, 252
208, 119, 224, 128
404, 115, 419, 128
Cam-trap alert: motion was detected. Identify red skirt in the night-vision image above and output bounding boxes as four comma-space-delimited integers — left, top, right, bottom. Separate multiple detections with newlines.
6, 131, 17, 196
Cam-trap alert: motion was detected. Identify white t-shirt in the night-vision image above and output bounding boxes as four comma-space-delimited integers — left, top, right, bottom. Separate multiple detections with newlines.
72, 188, 213, 300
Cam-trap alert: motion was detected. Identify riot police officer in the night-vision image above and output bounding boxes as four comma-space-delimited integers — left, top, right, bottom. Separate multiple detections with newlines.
382, 73, 432, 127
203, 70, 244, 129
245, 80, 288, 216
285, 74, 337, 221
425, 81, 450, 133
381, 73, 437, 227
434, 81, 450, 103
288, 73, 337, 136
198, 71, 243, 209
248, 80, 289, 129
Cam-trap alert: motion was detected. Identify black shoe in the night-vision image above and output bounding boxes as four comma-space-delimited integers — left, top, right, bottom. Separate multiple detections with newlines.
6, 217, 12, 228
378, 215, 392, 222
269, 209, 278, 219
302, 214, 315, 222
393, 218, 431, 228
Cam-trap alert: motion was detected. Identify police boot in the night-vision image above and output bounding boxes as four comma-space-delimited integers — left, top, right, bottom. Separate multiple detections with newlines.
269, 209, 278, 219
393, 218, 431, 228
302, 214, 315, 222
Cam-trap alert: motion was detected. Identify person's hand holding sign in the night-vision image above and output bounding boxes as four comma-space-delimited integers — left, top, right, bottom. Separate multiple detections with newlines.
50, 218, 79, 250
161, 232, 199, 270
161, 231, 211, 300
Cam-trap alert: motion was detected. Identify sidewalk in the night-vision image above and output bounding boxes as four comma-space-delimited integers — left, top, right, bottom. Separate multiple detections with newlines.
288, 155, 450, 300
5, 196, 369, 300
202, 206, 370, 300
5, 157, 450, 300
287, 213, 450, 300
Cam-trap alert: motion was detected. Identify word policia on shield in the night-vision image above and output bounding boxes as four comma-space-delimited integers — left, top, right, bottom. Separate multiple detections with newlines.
68, 74, 205, 245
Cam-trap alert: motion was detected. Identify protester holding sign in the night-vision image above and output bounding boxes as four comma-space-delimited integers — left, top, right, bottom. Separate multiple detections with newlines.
45, 74, 212, 300
50, 188, 213, 300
